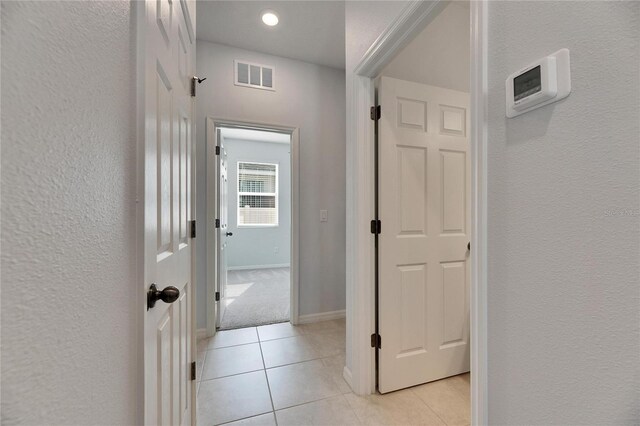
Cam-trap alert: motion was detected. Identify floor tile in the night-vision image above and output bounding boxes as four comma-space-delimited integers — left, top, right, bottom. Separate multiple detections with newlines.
411, 375, 471, 426
267, 359, 342, 410
321, 353, 352, 394
345, 388, 445, 426
196, 349, 207, 382
197, 371, 273, 426
198, 337, 211, 354
449, 372, 471, 394
221, 413, 277, 426
305, 328, 346, 358
276, 394, 361, 425
201, 343, 264, 380
257, 322, 302, 341
205, 328, 259, 350
260, 335, 321, 368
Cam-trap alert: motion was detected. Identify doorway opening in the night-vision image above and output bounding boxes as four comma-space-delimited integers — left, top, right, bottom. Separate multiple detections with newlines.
219, 127, 291, 329
206, 120, 300, 332
348, 0, 486, 422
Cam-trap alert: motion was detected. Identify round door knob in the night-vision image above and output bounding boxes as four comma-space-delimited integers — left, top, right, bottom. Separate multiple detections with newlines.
226, 232, 233, 237
147, 283, 180, 310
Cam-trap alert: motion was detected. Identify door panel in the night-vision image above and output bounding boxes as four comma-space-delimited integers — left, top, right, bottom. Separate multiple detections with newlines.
143, 0, 195, 424
378, 76, 470, 393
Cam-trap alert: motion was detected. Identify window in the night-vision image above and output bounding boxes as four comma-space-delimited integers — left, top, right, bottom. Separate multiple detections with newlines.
237, 162, 278, 226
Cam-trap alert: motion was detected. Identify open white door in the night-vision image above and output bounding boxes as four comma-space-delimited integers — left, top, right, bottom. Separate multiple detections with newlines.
378, 76, 470, 393
141, 0, 196, 424
215, 135, 230, 327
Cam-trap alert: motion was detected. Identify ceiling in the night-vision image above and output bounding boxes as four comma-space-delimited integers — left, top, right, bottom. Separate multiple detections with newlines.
220, 127, 291, 144
196, 1, 345, 69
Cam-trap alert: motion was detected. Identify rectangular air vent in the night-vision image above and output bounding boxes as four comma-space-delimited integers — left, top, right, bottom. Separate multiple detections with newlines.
234, 60, 275, 91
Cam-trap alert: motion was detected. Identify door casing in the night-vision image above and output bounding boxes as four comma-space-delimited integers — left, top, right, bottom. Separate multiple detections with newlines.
206, 117, 301, 336
345, 1, 489, 425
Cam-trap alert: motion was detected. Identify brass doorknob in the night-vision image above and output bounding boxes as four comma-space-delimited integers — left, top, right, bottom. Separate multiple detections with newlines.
147, 283, 180, 310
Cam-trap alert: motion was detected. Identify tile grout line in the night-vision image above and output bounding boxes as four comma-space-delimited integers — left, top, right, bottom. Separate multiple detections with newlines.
263, 352, 343, 371
197, 322, 348, 425
270, 389, 353, 414
409, 388, 450, 426
198, 366, 266, 383
215, 411, 274, 426
257, 333, 278, 426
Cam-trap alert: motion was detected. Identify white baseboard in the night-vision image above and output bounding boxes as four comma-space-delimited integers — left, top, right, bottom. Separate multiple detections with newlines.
196, 328, 208, 341
227, 263, 290, 271
297, 309, 346, 324
343, 366, 354, 391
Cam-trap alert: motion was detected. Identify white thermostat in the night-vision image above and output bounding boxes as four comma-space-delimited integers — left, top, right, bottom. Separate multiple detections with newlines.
506, 49, 571, 117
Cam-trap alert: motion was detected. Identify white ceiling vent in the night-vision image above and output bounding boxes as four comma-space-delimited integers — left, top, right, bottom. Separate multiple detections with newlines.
234, 60, 275, 91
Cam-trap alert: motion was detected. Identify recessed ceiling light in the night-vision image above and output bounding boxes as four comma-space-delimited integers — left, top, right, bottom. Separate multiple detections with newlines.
261, 10, 279, 27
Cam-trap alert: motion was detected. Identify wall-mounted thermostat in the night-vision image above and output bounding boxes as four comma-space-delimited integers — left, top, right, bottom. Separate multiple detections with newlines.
506, 49, 571, 118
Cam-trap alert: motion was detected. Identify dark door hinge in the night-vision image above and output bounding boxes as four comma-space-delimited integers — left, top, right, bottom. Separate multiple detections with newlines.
371, 333, 381, 349
215, 145, 221, 155
191, 76, 206, 97
215, 291, 220, 302
215, 218, 220, 228
370, 219, 381, 235
189, 220, 196, 239
370, 105, 381, 121
190, 361, 196, 380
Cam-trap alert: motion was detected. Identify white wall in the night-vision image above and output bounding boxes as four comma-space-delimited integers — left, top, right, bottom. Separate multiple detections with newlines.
1, 1, 139, 424
381, 1, 469, 92
225, 138, 291, 269
196, 42, 346, 328
486, 1, 639, 423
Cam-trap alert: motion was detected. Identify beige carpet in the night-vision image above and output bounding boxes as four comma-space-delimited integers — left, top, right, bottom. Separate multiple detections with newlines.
220, 267, 290, 330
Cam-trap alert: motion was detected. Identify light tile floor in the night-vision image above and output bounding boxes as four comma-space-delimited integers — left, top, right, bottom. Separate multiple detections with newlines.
197, 319, 470, 426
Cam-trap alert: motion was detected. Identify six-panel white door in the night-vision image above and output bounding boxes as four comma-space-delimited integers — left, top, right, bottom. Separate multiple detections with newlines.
142, 0, 196, 424
378, 76, 470, 393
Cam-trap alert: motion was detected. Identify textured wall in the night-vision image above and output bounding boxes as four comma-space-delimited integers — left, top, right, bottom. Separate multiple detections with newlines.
381, 1, 469, 92
225, 139, 292, 269
1, 1, 139, 424
486, 1, 640, 423
196, 42, 346, 328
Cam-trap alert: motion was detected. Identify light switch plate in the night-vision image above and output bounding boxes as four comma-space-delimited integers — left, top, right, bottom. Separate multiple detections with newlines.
320, 210, 328, 222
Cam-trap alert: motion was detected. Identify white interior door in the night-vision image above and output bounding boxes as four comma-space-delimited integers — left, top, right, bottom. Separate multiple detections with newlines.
142, 0, 196, 424
378, 76, 470, 393
215, 136, 230, 327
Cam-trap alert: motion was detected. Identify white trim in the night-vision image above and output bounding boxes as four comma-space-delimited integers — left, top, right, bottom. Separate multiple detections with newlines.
227, 263, 290, 271
206, 118, 300, 337
342, 366, 353, 390
196, 328, 208, 341
347, 2, 489, 423
346, 74, 376, 395
297, 309, 346, 324
470, 1, 489, 424
354, 0, 447, 78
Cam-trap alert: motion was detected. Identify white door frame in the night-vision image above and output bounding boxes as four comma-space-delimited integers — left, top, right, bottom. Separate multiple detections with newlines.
345, 1, 488, 424
205, 117, 301, 336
